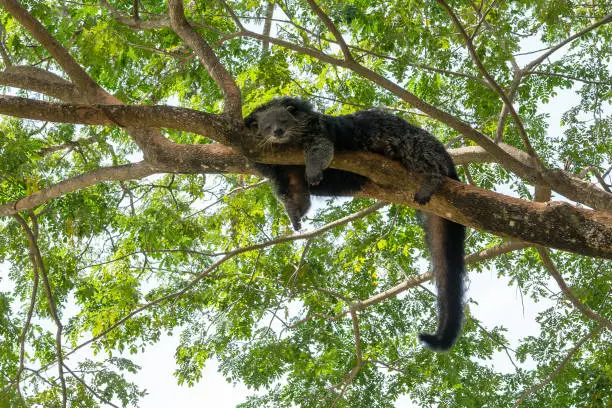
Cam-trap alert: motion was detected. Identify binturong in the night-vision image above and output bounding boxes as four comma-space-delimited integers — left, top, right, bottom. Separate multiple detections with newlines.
244, 97, 466, 351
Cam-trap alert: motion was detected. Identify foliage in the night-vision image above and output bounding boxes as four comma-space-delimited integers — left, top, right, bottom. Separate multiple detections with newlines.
0, 0, 610, 407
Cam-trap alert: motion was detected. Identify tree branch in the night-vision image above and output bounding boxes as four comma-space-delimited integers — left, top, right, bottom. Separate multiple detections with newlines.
0, 162, 157, 217
0, 0, 115, 103
13, 214, 67, 408
524, 13, 612, 72
14, 232, 39, 400
83, 5, 612, 212
0, 96, 609, 257
304, 0, 353, 61
261, 1, 275, 56
62, 363, 120, 408
435, 0, 537, 158
167, 0, 242, 118
0, 65, 84, 102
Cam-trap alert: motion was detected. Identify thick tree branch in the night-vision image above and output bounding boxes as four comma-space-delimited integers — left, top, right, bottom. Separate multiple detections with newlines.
0, 96, 609, 257
83, 4, 612, 212
0, 94, 237, 143
0, 65, 84, 102
167, 0, 242, 119
226, 30, 612, 212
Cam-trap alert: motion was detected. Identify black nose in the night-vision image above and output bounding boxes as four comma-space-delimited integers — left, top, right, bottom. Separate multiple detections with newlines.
274, 128, 284, 137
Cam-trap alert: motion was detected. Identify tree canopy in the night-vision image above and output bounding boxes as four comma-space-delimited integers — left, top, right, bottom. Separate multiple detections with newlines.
0, 0, 610, 407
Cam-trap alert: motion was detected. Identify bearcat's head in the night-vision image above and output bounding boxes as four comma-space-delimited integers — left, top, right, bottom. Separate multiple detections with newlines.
244, 97, 314, 144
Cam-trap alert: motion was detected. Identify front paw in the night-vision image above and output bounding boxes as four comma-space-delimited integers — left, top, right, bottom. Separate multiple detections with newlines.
307, 171, 323, 186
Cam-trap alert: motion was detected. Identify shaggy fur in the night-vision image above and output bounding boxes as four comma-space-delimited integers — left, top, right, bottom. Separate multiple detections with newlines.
245, 97, 466, 351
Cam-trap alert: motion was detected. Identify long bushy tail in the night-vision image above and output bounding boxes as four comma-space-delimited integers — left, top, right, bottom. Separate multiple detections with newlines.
418, 214, 466, 351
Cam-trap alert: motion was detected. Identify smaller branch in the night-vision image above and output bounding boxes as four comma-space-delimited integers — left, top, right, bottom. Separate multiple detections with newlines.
0, 65, 84, 103
261, 1, 275, 56
62, 363, 120, 408
99, 0, 169, 30
0, 162, 157, 217
527, 70, 607, 86
218, 0, 245, 31
435, 0, 538, 158
167, 0, 242, 118
537, 248, 612, 331
329, 306, 365, 408
38, 137, 98, 155
473, 320, 519, 371
348, 45, 492, 89
466, 241, 531, 264
0, 21, 12, 66
512, 325, 602, 407
349, 306, 363, 365
0, 0, 115, 103
495, 69, 522, 143
132, 0, 139, 21
13, 214, 67, 408
304, 0, 353, 61
524, 13, 612, 72
469, 0, 500, 40
13, 221, 40, 399
578, 166, 611, 192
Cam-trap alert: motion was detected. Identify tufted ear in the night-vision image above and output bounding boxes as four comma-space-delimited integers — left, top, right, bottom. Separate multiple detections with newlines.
244, 113, 258, 130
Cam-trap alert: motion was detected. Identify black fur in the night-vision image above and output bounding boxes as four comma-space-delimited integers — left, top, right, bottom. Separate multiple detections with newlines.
245, 97, 466, 351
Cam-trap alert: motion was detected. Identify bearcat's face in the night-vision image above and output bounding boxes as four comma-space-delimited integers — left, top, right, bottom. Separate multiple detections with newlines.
249, 105, 302, 144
